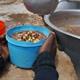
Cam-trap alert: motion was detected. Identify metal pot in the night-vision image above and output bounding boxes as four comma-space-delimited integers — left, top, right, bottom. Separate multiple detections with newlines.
55, 0, 77, 11
44, 10, 80, 79
23, 0, 58, 15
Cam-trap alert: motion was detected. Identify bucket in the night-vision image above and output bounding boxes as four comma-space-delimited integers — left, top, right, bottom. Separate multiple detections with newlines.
6, 25, 50, 68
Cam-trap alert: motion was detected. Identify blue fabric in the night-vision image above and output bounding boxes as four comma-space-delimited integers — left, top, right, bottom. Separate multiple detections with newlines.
34, 66, 58, 80
32, 52, 58, 80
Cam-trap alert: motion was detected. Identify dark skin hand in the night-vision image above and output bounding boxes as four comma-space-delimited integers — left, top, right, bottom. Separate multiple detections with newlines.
32, 32, 58, 80
39, 32, 57, 61
0, 36, 8, 59
1, 45, 8, 59
33, 32, 57, 69
0, 37, 8, 70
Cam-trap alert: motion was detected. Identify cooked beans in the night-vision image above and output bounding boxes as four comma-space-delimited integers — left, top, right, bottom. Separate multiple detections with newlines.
12, 31, 46, 43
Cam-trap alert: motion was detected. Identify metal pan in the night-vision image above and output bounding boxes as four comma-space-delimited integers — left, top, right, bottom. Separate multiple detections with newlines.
44, 10, 80, 79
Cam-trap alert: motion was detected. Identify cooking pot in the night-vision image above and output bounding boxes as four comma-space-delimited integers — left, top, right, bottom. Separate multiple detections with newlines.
55, 0, 77, 11
23, 0, 58, 15
44, 10, 80, 79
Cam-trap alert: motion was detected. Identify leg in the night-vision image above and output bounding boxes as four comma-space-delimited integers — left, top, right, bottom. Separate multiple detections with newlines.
34, 65, 58, 80
32, 32, 59, 80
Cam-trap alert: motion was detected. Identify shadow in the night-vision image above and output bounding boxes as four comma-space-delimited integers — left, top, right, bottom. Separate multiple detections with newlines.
0, 58, 11, 78
16, 66, 32, 70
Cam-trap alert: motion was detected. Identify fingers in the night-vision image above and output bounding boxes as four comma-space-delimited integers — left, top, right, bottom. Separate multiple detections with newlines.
39, 32, 56, 53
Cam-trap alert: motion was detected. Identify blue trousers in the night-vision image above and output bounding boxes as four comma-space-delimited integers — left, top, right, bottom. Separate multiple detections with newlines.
32, 52, 59, 80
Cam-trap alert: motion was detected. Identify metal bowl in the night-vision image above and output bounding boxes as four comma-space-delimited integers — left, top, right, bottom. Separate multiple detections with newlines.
44, 10, 80, 79
23, 0, 58, 15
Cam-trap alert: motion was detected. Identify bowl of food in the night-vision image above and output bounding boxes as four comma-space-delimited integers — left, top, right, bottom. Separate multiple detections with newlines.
6, 25, 50, 68
44, 10, 80, 78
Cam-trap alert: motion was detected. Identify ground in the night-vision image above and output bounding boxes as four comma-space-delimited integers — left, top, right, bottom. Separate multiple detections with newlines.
0, 0, 78, 80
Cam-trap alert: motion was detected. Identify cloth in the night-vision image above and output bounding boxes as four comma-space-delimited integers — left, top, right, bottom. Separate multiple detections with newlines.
32, 51, 58, 80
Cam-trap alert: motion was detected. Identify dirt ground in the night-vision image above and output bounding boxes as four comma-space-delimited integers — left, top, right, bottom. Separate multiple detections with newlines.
0, 0, 78, 80
0, 50, 78, 80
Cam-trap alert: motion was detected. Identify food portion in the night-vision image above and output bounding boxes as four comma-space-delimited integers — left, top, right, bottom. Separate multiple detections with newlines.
52, 14, 80, 36
63, 25, 80, 36
12, 31, 46, 43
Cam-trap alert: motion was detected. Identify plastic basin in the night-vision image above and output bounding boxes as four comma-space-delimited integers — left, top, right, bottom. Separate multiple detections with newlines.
6, 25, 50, 68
